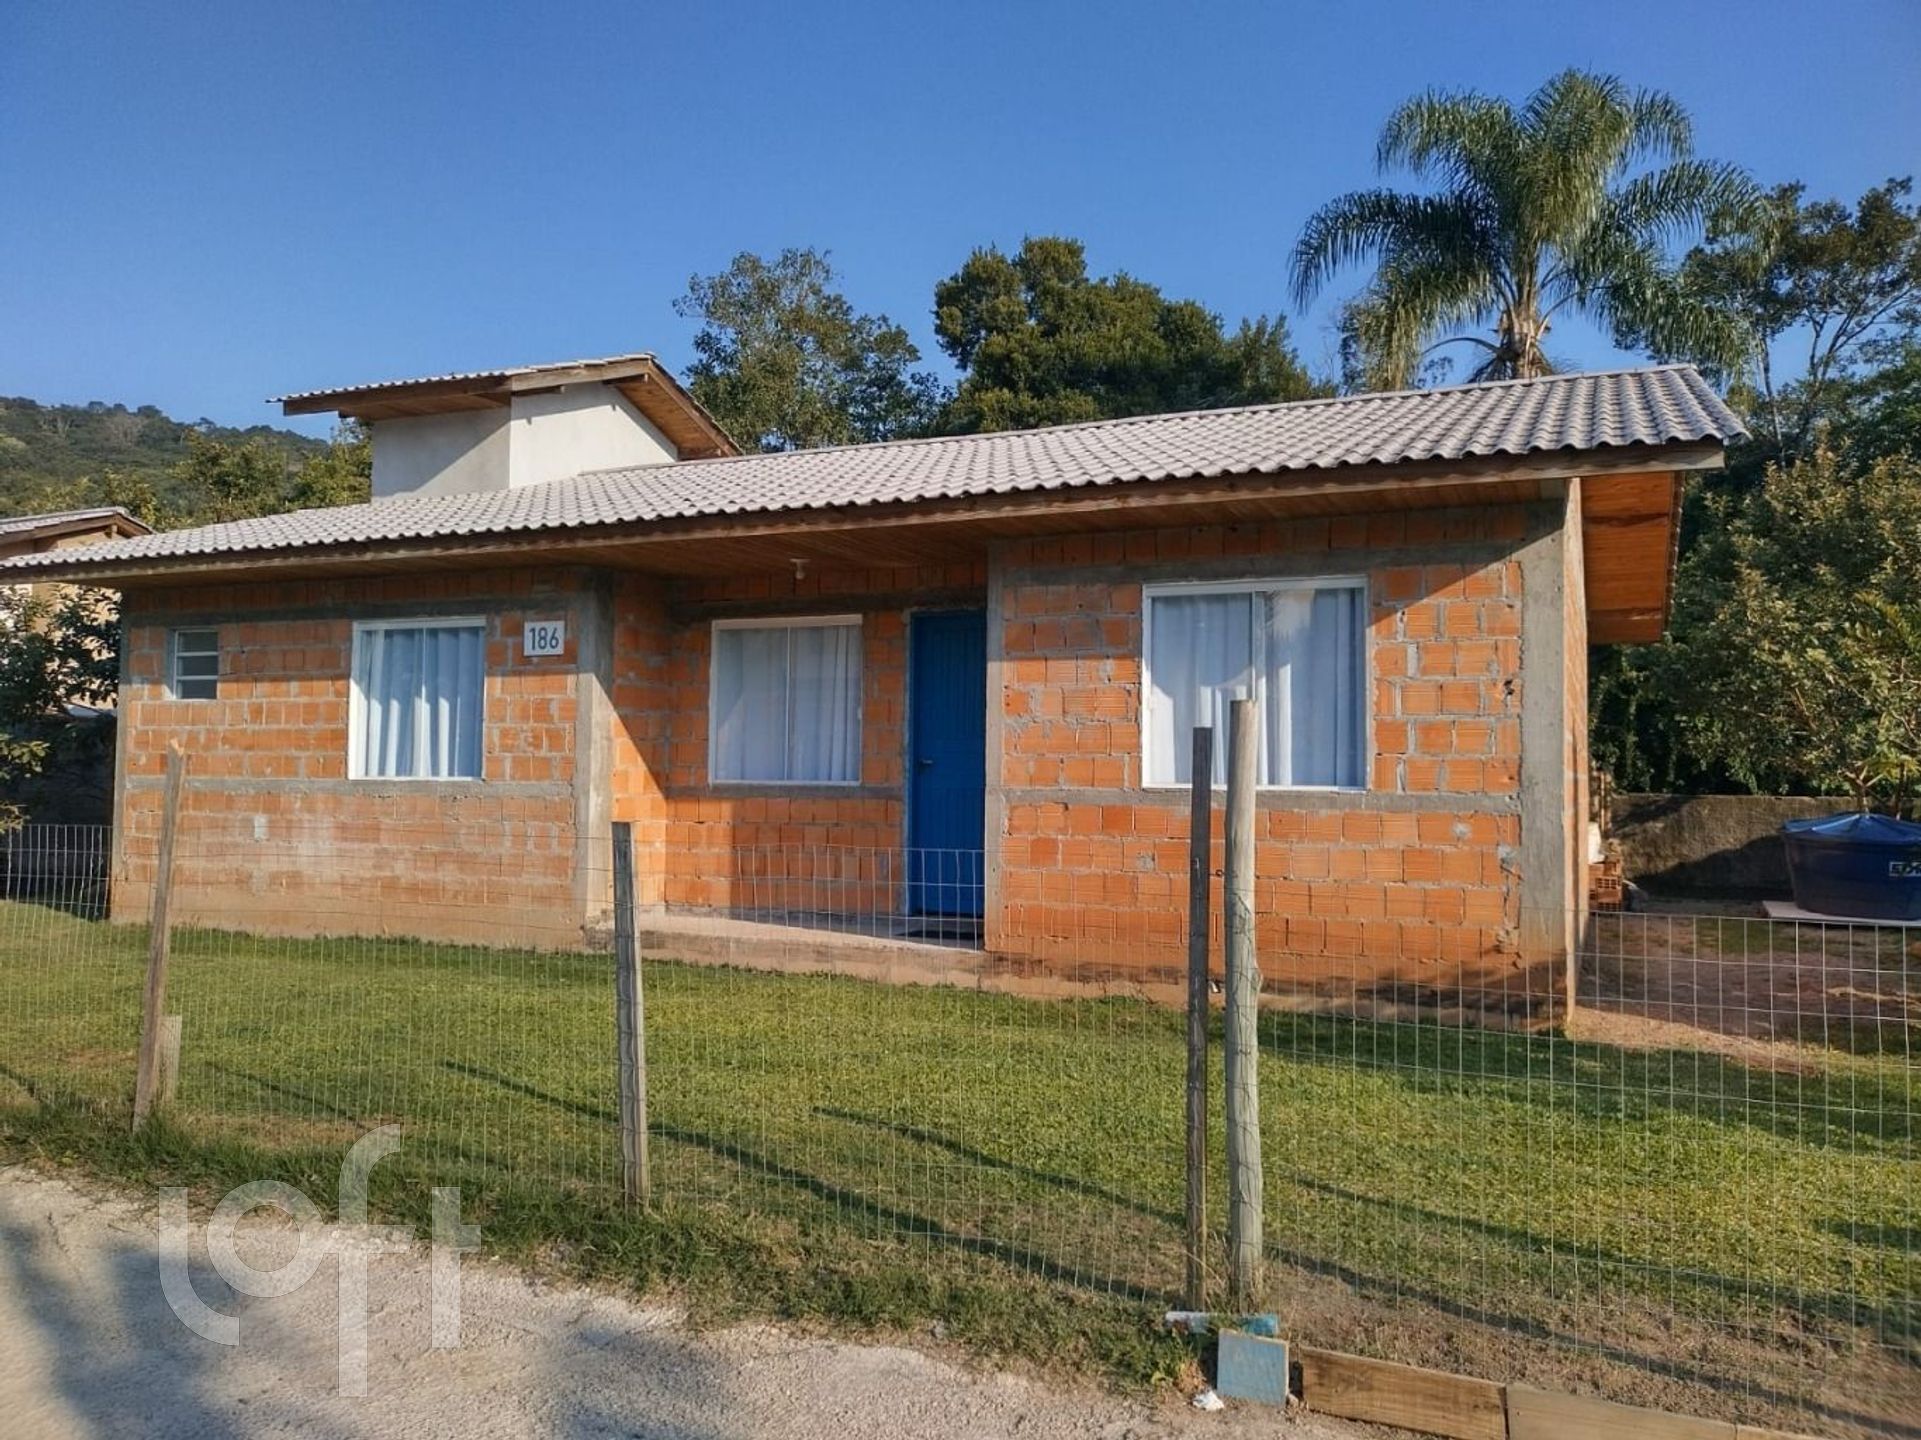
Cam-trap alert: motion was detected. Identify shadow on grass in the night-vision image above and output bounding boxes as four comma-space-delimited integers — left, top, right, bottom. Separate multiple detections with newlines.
812, 1105, 1181, 1227
1285, 1171, 1921, 1347
205, 1065, 365, 1124
1260, 1011, 1918, 1154
440, 1059, 615, 1123
1818, 1218, 1921, 1253
1265, 1216, 1921, 1440
441, 1059, 1163, 1303
0, 1059, 55, 1107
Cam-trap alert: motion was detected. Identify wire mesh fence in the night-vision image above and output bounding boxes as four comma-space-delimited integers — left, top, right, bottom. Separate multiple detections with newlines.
667, 842, 985, 945
0, 819, 1913, 1435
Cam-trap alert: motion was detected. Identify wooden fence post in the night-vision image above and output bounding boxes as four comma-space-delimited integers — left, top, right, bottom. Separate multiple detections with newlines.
1224, 696, 1263, 1304
156, 1014, 182, 1110
1184, 724, 1214, 1309
133, 744, 185, 1130
611, 821, 650, 1206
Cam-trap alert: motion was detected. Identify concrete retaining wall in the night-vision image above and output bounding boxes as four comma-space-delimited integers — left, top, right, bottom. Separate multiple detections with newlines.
1611, 792, 1850, 897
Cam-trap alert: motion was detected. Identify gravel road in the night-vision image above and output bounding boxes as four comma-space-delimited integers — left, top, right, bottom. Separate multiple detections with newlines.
0, 1166, 1371, 1440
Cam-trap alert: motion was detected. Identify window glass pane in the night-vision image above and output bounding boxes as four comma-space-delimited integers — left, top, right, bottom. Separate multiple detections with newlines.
788, 623, 860, 782
173, 629, 218, 700
353, 624, 484, 779
713, 626, 789, 781
711, 622, 861, 783
1147, 584, 1365, 788
1146, 594, 1252, 785
1263, 586, 1363, 787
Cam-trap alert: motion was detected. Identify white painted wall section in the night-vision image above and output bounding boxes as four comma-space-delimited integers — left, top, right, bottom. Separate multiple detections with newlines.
506, 385, 678, 489
370, 411, 511, 500
368, 384, 679, 501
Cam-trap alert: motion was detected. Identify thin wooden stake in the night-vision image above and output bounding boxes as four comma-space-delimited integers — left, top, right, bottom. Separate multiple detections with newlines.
612, 820, 650, 1206
133, 745, 186, 1130
1184, 724, 1213, 1309
156, 1015, 182, 1110
1224, 696, 1263, 1304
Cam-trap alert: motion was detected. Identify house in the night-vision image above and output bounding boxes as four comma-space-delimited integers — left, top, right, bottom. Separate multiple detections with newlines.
0, 354, 1741, 1012
0, 506, 152, 608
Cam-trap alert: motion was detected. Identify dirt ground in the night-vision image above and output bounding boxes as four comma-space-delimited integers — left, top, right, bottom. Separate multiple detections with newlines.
1582, 904, 1921, 1051
1260, 1251, 1919, 1440
0, 1165, 1385, 1440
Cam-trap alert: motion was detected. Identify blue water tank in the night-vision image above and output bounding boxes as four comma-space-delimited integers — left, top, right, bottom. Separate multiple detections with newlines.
1781, 811, 1921, 921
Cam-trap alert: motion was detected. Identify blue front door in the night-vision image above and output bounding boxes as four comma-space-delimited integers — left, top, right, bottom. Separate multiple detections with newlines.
907, 610, 986, 917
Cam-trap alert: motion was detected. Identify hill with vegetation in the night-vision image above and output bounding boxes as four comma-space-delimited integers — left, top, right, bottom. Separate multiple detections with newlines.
0, 396, 365, 527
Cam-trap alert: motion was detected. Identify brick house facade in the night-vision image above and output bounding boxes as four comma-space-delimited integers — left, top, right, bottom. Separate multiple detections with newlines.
9, 359, 1738, 1015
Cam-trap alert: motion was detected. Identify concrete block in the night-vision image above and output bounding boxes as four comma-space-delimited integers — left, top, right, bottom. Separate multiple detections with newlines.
1214, 1329, 1290, 1407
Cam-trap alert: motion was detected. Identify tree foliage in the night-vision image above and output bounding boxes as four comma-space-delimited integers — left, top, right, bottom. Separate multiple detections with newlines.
1293, 69, 1756, 388
932, 236, 1323, 433
0, 420, 369, 816
676, 249, 945, 452
1663, 178, 1921, 468
1657, 450, 1921, 810
0, 396, 325, 517
1591, 179, 1921, 796
0, 587, 121, 828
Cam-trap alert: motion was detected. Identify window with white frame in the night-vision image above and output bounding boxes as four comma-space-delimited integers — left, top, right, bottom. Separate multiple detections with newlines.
1144, 580, 1365, 788
709, 616, 861, 784
171, 628, 220, 700
349, 619, 486, 780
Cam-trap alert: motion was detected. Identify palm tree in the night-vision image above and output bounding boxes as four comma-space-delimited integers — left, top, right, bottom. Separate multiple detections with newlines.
1291, 70, 1757, 389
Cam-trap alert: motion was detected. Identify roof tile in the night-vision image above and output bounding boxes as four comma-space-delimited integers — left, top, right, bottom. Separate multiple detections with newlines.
3, 366, 1740, 576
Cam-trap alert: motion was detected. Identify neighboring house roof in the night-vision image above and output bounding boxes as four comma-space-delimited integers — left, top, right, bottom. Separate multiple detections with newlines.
274, 351, 737, 460
0, 366, 1740, 581
0, 506, 153, 553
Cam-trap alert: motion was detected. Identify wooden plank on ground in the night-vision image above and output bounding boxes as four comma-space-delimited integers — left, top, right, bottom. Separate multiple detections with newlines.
1507, 1385, 1737, 1440
1296, 1347, 1505, 1440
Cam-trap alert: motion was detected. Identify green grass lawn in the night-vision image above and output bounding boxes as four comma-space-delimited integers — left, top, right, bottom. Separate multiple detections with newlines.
0, 899, 1915, 1419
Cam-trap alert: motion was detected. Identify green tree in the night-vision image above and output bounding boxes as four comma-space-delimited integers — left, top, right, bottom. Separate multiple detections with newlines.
1291, 69, 1755, 388
288, 422, 373, 509
1590, 185, 1921, 794
1844, 336, 1921, 463
172, 429, 294, 523
0, 587, 121, 828
933, 236, 1322, 432
1665, 178, 1921, 465
675, 249, 945, 451
1659, 449, 1921, 810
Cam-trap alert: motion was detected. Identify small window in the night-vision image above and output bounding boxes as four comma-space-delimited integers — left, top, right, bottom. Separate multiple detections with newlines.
171, 628, 220, 700
350, 620, 485, 780
1145, 580, 1366, 788
710, 617, 861, 784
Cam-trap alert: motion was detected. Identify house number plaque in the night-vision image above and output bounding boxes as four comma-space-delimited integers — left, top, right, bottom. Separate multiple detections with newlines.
523, 619, 567, 657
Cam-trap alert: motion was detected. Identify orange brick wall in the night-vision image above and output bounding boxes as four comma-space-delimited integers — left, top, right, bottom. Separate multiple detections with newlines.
609, 561, 986, 916
989, 507, 1551, 1008
114, 566, 600, 947
105, 499, 1577, 999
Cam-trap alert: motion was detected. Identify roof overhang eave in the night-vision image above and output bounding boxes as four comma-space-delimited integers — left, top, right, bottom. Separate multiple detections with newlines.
14, 438, 1727, 591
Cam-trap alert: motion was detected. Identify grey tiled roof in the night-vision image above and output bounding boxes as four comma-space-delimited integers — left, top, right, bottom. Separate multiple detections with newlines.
0, 506, 151, 539
1, 366, 1739, 576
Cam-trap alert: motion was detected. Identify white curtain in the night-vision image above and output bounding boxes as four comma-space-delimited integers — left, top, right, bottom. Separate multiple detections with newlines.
1264, 587, 1363, 787
712, 622, 861, 783
1147, 586, 1362, 787
355, 625, 484, 779
1147, 593, 1252, 786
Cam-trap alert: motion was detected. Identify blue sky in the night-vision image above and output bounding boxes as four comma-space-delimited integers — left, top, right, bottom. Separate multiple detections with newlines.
3, 0, 1917, 437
